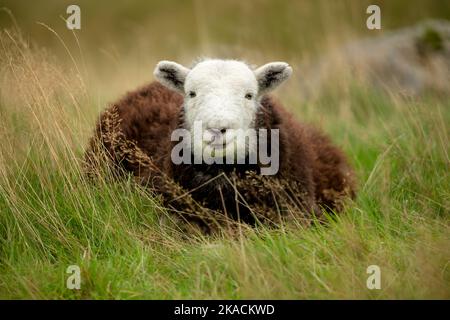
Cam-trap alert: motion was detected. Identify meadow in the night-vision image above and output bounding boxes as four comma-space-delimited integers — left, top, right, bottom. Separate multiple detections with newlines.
0, 0, 448, 299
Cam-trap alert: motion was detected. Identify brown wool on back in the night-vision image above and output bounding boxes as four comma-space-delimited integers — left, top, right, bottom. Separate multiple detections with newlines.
85, 82, 356, 228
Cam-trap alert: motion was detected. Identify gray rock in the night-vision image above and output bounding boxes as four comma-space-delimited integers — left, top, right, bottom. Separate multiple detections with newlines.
299, 20, 450, 98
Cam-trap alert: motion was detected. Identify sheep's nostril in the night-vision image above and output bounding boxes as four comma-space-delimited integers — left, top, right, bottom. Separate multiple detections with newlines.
206, 128, 228, 146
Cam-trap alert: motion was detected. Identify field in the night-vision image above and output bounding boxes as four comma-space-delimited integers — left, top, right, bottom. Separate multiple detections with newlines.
0, 0, 449, 299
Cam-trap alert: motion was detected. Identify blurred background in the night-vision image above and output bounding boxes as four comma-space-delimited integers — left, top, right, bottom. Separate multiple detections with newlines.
0, 0, 449, 174
1, 0, 449, 55
0, 1, 449, 299
1, 0, 449, 99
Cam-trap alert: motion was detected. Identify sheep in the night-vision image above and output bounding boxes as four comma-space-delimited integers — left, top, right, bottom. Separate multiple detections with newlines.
85, 59, 355, 229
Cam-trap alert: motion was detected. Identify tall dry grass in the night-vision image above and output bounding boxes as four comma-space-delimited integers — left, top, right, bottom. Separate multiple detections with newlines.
0, 1, 449, 298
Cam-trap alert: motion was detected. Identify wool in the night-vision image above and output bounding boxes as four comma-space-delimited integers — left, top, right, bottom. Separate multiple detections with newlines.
85, 81, 356, 230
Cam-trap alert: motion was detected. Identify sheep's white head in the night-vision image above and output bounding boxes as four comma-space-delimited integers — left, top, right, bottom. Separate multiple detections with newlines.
154, 59, 292, 160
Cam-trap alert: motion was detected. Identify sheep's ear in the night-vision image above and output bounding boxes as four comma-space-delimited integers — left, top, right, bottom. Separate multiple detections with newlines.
254, 62, 292, 95
153, 61, 190, 93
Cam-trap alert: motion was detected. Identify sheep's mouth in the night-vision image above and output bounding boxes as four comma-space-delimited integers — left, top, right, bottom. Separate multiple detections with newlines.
202, 138, 243, 158
204, 131, 235, 149
207, 139, 232, 149
203, 140, 234, 153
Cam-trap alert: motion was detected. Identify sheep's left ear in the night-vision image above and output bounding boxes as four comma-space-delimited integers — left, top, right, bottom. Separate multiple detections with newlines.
153, 60, 190, 93
254, 62, 292, 95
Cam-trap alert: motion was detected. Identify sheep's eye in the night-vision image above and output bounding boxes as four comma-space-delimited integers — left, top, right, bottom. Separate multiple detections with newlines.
188, 91, 196, 98
245, 93, 253, 100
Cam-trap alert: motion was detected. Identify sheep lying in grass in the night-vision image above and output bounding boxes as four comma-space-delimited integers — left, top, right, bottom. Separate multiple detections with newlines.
85, 59, 355, 230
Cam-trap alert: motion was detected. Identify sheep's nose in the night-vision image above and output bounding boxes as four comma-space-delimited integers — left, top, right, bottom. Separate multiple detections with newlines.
206, 128, 227, 145
208, 128, 226, 136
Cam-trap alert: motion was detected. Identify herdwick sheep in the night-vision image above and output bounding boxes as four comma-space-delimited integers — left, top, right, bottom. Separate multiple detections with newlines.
85, 59, 355, 229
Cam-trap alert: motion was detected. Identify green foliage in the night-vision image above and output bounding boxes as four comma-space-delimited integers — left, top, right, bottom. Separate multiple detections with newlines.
417, 27, 444, 54
0, 1, 449, 299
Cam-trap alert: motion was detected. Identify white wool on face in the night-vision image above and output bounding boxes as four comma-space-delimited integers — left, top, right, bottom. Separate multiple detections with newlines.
154, 58, 292, 160
183, 59, 259, 158
183, 59, 258, 131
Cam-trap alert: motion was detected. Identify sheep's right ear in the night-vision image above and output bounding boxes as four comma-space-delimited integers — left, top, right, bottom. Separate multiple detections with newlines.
153, 61, 190, 93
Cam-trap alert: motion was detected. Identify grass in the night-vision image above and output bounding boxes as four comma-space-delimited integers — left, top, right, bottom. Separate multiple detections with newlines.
0, 1, 449, 299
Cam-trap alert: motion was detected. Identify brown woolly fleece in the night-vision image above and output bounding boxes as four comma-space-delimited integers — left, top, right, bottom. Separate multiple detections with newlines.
86, 82, 355, 227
